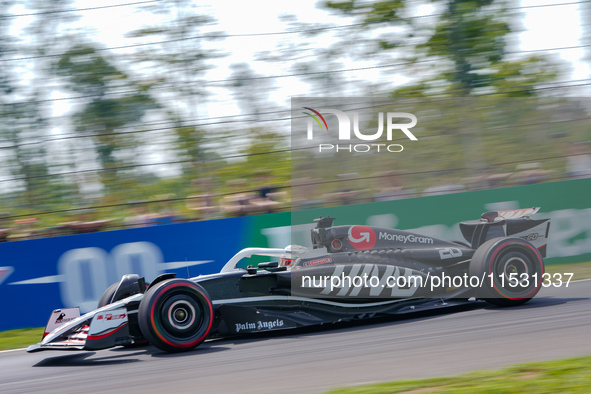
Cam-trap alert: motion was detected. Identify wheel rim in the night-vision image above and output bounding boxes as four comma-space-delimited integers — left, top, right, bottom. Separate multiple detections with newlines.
160, 293, 204, 338
502, 255, 530, 287
168, 300, 197, 330
492, 246, 540, 298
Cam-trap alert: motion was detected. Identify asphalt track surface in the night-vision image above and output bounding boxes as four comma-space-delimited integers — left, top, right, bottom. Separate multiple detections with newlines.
1, 280, 590, 394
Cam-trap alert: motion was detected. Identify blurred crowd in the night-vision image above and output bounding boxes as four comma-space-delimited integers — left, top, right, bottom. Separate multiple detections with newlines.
1, 141, 590, 242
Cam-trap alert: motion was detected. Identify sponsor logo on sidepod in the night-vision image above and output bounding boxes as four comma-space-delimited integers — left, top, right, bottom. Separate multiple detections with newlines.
378, 232, 434, 244
348, 226, 377, 250
96, 313, 126, 321
235, 319, 285, 333
331, 239, 343, 250
304, 257, 333, 267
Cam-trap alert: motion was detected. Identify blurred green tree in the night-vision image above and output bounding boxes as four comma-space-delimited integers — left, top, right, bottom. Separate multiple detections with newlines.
229, 63, 275, 122
255, 14, 350, 95
322, 0, 561, 96
126, 0, 225, 181
312, 1, 567, 188
54, 43, 157, 194
0, 1, 67, 214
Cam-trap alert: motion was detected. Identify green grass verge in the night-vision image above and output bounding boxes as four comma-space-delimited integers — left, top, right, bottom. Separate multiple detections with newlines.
546, 261, 591, 281
0, 327, 43, 351
324, 355, 591, 393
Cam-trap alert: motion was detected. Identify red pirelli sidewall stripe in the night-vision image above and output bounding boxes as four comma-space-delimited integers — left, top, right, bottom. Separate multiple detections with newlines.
488, 240, 544, 300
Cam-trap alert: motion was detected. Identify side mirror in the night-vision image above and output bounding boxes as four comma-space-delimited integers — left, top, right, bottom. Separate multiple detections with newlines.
246, 265, 257, 275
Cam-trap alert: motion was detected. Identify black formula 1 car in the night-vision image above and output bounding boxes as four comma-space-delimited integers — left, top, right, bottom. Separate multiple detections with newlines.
29, 207, 550, 353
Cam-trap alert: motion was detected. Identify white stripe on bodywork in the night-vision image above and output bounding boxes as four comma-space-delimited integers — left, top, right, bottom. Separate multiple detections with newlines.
337, 264, 363, 296
349, 264, 376, 297
370, 265, 395, 297
320, 265, 345, 295
211, 295, 415, 308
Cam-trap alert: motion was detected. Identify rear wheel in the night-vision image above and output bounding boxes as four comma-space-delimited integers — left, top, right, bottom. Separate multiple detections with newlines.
138, 279, 213, 352
469, 237, 544, 307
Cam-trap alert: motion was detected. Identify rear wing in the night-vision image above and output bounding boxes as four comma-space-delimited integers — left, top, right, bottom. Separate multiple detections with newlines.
480, 207, 540, 222
460, 208, 550, 257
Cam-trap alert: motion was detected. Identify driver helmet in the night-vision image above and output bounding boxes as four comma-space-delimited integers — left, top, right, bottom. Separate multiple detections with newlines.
279, 244, 308, 267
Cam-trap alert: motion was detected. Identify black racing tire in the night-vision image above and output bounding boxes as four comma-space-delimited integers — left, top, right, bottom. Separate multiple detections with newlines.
98, 279, 151, 308
97, 282, 119, 308
469, 237, 544, 307
138, 279, 213, 352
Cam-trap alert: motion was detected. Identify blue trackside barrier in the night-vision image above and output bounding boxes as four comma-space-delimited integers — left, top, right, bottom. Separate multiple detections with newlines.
0, 217, 249, 331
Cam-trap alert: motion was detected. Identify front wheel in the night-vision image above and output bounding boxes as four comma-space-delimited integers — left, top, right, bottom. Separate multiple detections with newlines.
469, 237, 544, 307
97, 282, 119, 308
138, 279, 213, 352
